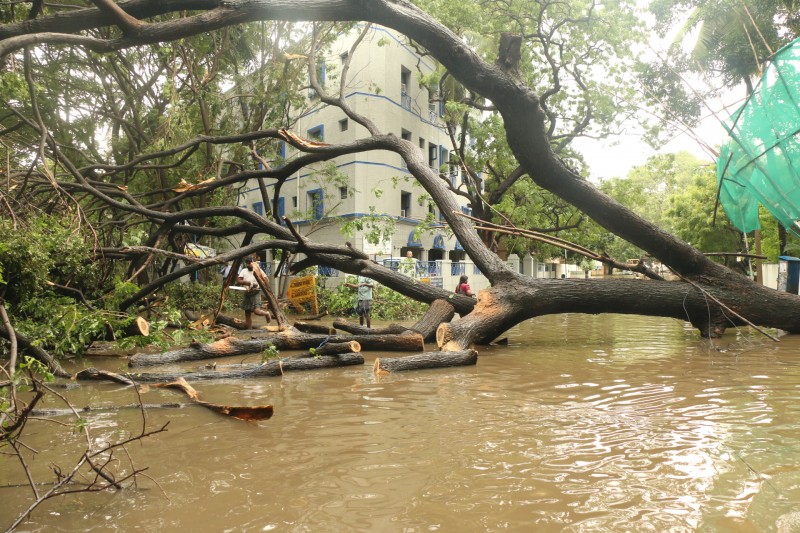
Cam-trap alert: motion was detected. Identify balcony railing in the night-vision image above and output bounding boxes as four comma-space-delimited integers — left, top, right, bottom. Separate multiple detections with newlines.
318, 266, 339, 277
417, 261, 442, 276
401, 92, 412, 110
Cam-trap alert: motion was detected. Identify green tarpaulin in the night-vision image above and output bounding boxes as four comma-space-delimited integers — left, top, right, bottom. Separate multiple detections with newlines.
717, 38, 800, 237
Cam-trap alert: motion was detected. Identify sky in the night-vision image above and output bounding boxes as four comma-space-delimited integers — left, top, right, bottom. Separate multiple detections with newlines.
575, 111, 728, 181
573, 9, 748, 182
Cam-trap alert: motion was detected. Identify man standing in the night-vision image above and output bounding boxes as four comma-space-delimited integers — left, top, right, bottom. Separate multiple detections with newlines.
237, 258, 270, 329
345, 275, 374, 328
399, 250, 418, 278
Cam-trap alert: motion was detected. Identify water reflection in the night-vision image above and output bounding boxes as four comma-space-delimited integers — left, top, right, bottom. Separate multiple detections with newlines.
3, 314, 800, 532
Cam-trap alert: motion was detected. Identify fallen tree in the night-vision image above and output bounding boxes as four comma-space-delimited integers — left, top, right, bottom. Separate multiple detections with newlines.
2, 0, 799, 366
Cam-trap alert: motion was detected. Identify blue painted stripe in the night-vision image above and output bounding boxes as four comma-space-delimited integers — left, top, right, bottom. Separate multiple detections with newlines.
238, 160, 412, 195
300, 91, 444, 128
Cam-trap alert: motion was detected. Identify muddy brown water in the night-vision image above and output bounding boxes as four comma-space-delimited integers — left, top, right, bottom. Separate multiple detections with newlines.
4, 313, 800, 532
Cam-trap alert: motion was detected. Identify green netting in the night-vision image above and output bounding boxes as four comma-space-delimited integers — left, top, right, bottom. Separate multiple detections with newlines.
717, 38, 800, 237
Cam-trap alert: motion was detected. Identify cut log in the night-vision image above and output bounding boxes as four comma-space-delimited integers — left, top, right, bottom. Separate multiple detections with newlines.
74, 367, 136, 385
332, 318, 409, 336
214, 313, 247, 330
126, 353, 364, 381
125, 316, 150, 337
128, 329, 424, 367
293, 320, 337, 335
374, 350, 477, 373
300, 340, 360, 357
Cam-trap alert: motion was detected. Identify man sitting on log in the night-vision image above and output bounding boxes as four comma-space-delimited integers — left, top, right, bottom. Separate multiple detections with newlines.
345, 275, 374, 329
237, 257, 271, 329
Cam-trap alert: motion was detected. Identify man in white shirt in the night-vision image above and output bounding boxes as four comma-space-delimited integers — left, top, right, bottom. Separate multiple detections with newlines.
237, 257, 270, 328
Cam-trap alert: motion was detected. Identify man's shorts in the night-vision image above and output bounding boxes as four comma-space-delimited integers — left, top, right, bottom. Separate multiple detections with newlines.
356, 299, 372, 316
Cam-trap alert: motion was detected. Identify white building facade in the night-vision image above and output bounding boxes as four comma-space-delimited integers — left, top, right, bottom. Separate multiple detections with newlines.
239, 26, 471, 273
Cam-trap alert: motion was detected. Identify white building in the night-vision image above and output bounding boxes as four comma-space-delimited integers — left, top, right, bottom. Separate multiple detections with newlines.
239, 25, 471, 272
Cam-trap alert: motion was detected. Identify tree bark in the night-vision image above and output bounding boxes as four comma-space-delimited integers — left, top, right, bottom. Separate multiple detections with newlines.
410, 299, 456, 341
293, 320, 337, 335
0, 325, 70, 378
332, 318, 409, 336
374, 350, 477, 373
125, 353, 364, 381
128, 329, 424, 367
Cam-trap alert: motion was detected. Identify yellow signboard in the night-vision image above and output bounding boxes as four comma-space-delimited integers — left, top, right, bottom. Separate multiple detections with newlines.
287, 275, 318, 314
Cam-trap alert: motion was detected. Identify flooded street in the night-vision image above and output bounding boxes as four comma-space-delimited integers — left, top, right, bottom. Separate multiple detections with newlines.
4, 314, 800, 532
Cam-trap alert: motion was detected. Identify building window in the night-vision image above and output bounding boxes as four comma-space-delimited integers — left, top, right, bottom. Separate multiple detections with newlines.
340, 51, 348, 63
292, 196, 298, 208
307, 125, 324, 142
339, 186, 348, 199
401, 129, 412, 141
277, 197, 285, 218
400, 191, 411, 218
339, 118, 348, 132
308, 188, 324, 220
419, 137, 426, 150
400, 67, 411, 110
252, 201, 264, 216
428, 143, 438, 168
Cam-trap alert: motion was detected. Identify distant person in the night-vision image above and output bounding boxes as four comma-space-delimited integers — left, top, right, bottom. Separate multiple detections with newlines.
454, 275, 474, 297
399, 250, 418, 278
237, 258, 270, 329
345, 275, 375, 328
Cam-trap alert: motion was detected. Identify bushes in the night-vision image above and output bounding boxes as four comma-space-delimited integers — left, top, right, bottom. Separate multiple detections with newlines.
317, 278, 426, 321
164, 280, 237, 313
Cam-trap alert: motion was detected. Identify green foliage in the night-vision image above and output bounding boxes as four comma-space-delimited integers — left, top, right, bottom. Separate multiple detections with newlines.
261, 344, 280, 363
318, 279, 427, 321
18, 356, 55, 384
164, 281, 232, 312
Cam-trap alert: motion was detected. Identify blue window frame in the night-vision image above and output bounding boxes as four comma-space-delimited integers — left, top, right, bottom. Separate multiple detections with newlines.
278, 141, 286, 159
277, 197, 285, 218
307, 188, 324, 220
252, 201, 264, 216
461, 205, 472, 216
307, 125, 324, 142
